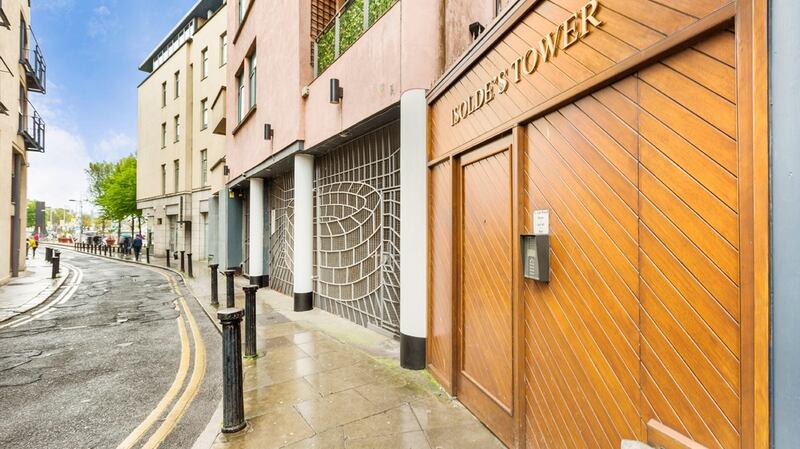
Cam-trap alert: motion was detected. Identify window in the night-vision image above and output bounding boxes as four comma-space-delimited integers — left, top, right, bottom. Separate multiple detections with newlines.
174, 71, 180, 98
11, 153, 19, 204
19, 17, 27, 62
201, 99, 209, 129
238, 0, 246, 23
161, 164, 167, 194
174, 159, 180, 192
200, 149, 208, 187
220, 33, 228, 65
174, 115, 181, 142
248, 52, 257, 109
236, 70, 245, 122
201, 48, 209, 79
161, 123, 167, 148
161, 82, 167, 107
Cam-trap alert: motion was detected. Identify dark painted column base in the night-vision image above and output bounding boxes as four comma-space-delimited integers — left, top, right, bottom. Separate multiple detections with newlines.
294, 292, 313, 312
249, 275, 270, 288
400, 333, 426, 370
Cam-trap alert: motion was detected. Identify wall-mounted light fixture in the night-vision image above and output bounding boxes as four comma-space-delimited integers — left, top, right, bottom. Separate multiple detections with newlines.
223, 165, 230, 176
469, 22, 485, 40
264, 123, 274, 140
330, 78, 343, 104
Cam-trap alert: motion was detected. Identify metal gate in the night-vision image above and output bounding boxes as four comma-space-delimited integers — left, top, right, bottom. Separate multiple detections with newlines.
269, 173, 294, 297
313, 121, 400, 334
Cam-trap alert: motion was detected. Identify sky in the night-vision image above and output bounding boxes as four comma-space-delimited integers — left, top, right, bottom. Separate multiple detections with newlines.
26, 0, 197, 213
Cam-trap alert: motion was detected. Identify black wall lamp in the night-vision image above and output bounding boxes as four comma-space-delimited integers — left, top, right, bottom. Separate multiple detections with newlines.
469, 22, 485, 40
264, 123, 274, 140
330, 78, 343, 104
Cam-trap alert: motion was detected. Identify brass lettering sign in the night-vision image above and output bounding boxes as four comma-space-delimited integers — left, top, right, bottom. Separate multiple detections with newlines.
451, 0, 603, 127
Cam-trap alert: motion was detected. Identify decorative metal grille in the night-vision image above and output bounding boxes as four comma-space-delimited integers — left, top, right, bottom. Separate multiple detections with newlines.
269, 173, 294, 297
314, 121, 400, 334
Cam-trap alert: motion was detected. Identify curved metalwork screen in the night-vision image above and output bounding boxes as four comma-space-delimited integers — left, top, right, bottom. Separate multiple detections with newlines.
314, 121, 400, 334
269, 173, 294, 297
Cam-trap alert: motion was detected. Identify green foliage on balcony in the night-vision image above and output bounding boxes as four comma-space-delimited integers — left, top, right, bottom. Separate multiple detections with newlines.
369, 0, 396, 24
315, 0, 399, 76
317, 26, 336, 74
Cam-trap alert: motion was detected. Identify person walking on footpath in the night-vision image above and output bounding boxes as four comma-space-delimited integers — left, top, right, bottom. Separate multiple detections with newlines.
29, 236, 38, 259
132, 234, 143, 261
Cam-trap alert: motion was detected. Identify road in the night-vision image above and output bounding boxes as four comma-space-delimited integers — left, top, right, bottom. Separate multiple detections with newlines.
0, 250, 222, 449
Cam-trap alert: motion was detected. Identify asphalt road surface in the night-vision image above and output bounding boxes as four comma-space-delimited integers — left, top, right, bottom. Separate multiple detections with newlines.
0, 250, 222, 449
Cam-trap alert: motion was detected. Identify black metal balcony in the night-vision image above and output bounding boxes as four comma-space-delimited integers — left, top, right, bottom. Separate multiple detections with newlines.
21, 27, 46, 93
0, 0, 10, 29
19, 102, 45, 153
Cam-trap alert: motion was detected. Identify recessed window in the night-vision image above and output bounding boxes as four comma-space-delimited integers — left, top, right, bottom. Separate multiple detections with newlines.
161, 123, 167, 148
161, 164, 167, 194
174, 115, 181, 142
236, 70, 245, 122
161, 82, 167, 107
201, 48, 209, 79
174, 71, 180, 98
200, 149, 208, 187
248, 52, 257, 109
238, 0, 247, 23
201, 99, 209, 129
174, 159, 180, 192
220, 33, 228, 66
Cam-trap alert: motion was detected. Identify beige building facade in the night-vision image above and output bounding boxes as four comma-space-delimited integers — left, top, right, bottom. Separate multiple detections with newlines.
0, 0, 46, 283
137, 0, 227, 263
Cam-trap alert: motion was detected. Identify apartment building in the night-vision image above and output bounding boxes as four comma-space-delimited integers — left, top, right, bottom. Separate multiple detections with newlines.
137, 0, 227, 263
0, 0, 46, 283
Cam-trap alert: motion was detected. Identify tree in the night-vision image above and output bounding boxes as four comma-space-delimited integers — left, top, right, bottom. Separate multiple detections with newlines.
27, 200, 37, 226
95, 155, 141, 239
86, 161, 115, 203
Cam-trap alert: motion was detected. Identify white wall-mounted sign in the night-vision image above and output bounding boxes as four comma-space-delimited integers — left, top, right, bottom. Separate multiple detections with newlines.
533, 209, 550, 235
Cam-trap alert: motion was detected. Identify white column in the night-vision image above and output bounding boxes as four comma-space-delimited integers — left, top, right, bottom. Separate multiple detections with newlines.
399, 88, 428, 369
249, 178, 265, 286
293, 154, 314, 311
218, 188, 229, 270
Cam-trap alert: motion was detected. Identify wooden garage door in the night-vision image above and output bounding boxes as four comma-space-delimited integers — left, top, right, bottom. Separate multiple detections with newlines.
523, 29, 739, 449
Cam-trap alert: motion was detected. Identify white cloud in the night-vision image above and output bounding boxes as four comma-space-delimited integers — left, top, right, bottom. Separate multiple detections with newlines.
88, 5, 115, 38
27, 126, 91, 210
31, 0, 75, 12
94, 131, 134, 160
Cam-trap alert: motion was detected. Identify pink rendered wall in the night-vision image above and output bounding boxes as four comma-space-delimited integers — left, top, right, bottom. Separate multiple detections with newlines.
226, 0, 308, 180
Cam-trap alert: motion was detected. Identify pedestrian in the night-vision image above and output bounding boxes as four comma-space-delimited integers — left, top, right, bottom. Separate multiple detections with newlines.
132, 234, 143, 261
29, 236, 38, 259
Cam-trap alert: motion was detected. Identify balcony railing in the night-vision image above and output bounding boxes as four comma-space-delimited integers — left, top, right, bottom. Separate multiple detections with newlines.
312, 0, 398, 77
21, 26, 46, 93
0, 0, 10, 29
19, 101, 45, 153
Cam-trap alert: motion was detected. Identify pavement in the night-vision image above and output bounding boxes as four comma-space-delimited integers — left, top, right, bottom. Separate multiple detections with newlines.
0, 249, 223, 449
0, 252, 67, 323
50, 245, 505, 448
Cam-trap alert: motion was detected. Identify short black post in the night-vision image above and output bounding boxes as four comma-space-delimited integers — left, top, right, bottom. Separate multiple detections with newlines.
243, 285, 259, 358
218, 308, 246, 433
210, 264, 219, 306
45, 247, 53, 263
166, 250, 171, 268
146, 246, 150, 264
104, 246, 109, 257
51, 253, 60, 279
180, 251, 185, 272
224, 269, 236, 308
187, 253, 193, 278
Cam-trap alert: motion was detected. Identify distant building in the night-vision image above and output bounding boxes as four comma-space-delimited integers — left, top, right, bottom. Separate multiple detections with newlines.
0, 0, 47, 282
136, 0, 227, 263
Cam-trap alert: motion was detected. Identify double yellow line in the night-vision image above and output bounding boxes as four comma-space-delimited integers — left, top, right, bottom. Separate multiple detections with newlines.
116, 270, 206, 449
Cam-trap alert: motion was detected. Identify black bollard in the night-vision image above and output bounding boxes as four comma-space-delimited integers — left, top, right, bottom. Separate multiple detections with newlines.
146, 246, 150, 264
180, 251, 185, 272
51, 253, 60, 279
45, 247, 53, 263
224, 269, 236, 308
166, 250, 171, 268
243, 285, 259, 358
187, 253, 193, 278
210, 264, 219, 306
218, 308, 246, 433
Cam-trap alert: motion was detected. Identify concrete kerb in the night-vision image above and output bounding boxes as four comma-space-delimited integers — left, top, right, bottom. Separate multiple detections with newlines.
0, 253, 72, 324
48, 243, 223, 334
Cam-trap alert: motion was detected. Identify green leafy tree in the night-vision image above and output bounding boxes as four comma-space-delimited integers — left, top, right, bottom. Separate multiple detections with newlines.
95, 155, 141, 239
27, 200, 37, 226
86, 161, 115, 202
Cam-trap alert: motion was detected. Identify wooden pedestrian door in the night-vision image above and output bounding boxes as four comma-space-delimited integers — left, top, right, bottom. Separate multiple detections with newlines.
457, 135, 516, 447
